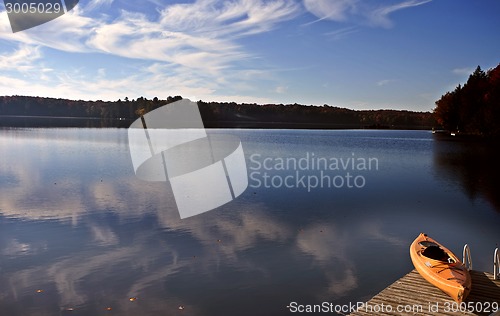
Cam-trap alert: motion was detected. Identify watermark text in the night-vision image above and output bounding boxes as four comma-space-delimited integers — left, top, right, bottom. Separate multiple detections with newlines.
249, 152, 378, 191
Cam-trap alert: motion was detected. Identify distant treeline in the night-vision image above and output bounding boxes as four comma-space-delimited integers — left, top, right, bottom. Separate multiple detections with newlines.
0, 95, 435, 129
198, 101, 435, 129
434, 63, 500, 137
0, 95, 182, 120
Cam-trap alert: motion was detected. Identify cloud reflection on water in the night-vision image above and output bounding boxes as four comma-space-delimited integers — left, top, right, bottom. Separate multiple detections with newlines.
0, 128, 413, 315
297, 223, 358, 296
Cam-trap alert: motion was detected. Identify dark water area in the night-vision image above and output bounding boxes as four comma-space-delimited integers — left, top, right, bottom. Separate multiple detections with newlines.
433, 136, 500, 212
0, 115, 430, 130
0, 116, 132, 128
0, 128, 498, 316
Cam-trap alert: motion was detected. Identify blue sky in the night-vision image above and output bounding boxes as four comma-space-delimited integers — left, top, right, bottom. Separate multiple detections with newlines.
0, 0, 499, 111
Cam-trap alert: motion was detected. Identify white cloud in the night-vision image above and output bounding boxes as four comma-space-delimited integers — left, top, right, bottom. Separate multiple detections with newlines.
377, 79, 394, 86
85, 0, 114, 12
275, 85, 288, 94
159, 0, 299, 37
0, 59, 277, 105
1, 0, 299, 69
0, 6, 97, 52
303, 0, 431, 28
452, 67, 474, 76
0, 44, 42, 71
303, 0, 356, 22
0, 0, 300, 101
324, 26, 359, 40
368, 0, 432, 28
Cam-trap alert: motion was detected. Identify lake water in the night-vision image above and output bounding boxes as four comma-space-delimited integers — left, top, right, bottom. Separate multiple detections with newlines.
0, 128, 499, 315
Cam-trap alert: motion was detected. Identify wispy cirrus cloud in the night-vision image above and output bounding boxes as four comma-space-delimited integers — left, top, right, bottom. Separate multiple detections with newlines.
85, 0, 115, 12
159, 0, 299, 37
303, 0, 431, 28
452, 67, 474, 76
1, 0, 300, 69
324, 26, 359, 40
0, 6, 97, 53
0, 44, 42, 71
0, 0, 300, 101
302, 0, 356, 23
368, 0, 432, 28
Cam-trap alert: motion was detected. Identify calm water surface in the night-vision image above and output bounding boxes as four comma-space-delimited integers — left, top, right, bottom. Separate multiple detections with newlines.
0, 128, 499, 315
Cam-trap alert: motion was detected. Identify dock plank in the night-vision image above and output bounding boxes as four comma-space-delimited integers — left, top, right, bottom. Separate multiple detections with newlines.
349, 270, 500, 316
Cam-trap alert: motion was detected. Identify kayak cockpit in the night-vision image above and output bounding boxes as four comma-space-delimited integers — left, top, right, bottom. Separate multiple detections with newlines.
419, 242, 456, 263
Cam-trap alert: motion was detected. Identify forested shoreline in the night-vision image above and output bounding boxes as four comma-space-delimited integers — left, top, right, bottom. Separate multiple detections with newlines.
0, 95, 435, 129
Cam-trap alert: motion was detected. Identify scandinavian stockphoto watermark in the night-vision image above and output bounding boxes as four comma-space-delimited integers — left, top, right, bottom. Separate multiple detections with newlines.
4, 0, 79, 33
249, 152, 378, 191
128, 99, 248, 219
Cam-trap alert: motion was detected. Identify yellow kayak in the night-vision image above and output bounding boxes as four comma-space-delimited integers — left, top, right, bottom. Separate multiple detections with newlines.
410, 233, 471, 303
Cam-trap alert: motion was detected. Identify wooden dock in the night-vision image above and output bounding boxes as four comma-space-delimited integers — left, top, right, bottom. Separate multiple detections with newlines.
349, 270, 500, 316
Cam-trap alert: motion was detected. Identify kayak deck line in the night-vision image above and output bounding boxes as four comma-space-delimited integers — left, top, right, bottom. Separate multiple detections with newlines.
348, 269, 500, 316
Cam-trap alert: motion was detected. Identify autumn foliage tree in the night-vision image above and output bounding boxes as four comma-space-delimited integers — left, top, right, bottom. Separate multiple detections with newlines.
434, 64, 500, 137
